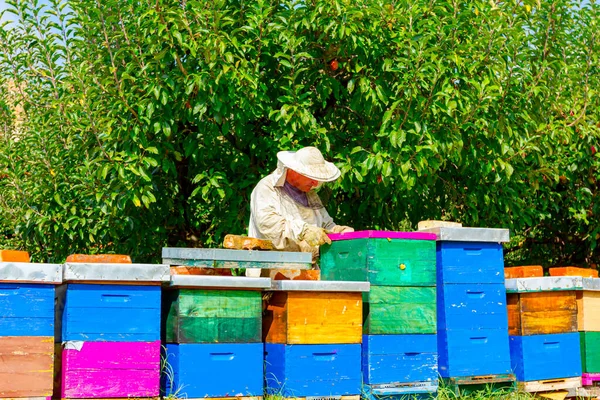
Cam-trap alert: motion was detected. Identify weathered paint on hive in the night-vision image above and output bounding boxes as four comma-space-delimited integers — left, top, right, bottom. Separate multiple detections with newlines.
263, 292, 362, 344
582, 373, 600, 386
320, 239, 436, 286
0, 284, 54, 336
507, 292, 577, 335
580, 332, 600, 373
61, 341, 160, 398
0, 336, 54, 398
577, 291, 600, 331
163, 289, 262, 343
364, 286, 436, 334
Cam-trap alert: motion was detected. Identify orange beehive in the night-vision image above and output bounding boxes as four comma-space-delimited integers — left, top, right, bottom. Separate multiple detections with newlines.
577, 291, 600, 331
66, 254, 132, 263
549, 267, 598, 278
505, 266, 544, 279
507, 291, 577, 335
263, 291, 362, 344
0, 250, 30, 262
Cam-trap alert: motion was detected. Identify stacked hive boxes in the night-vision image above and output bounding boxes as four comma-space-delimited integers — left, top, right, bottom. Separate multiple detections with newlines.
320, 231, 438, 398
263, 280, 369, 399
0, 250, 62, 399
505, 276, 582, 393
161, 247, 312, 399
56, 255, 169, 399
420, 227, 514, 393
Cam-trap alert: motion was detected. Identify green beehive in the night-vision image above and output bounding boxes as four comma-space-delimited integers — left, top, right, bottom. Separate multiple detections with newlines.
163, 289, 262, 343
320, 237, 436, 286
363, 286, 437, 334
580, 331, 600, 372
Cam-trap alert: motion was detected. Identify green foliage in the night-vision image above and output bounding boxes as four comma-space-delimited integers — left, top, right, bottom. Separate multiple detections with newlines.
0, 0, 599, 265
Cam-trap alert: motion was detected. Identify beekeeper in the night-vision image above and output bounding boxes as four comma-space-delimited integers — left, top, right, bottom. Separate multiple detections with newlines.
248, 146, 354, 260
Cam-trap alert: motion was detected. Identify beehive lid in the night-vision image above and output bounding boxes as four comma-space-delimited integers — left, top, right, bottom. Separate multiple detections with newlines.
63, 262, 170, 282
169, 275, 271, 289
162, 247, 311, 269
0, 262, 62, 283
505, 276, 580, 293
418, 227, 510, 242
269, 280, 370, 292
327, 230, 436, 241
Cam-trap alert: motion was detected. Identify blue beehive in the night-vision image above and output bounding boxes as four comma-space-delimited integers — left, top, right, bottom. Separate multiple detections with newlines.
0, 283, 55, 336
510, 333, 582, 381
163, 343, 263, 398
60, 284, 161, 342
362, 334, 438, 385
265, 343, 362, 397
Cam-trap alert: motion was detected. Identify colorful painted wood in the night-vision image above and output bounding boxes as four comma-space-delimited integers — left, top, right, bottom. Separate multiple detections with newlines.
363, 286, 436, 335
65, 254, 132, 263
0, 250, 30, 262
418, 227, 510, 243
320, 235, 436, 286
580, 332, 600, 373
517, 377, 581, 393
437, 283, 508, 330
363, 382, 438, 400
63, 263, 169, 283
163, 289, 262, 343
507, 291, 577, 336
0, 263, 62, 284
60, 341, 160, 398
504, 266, 543, 279
577, 291, 600, 331
0, 336, 53, 398
264, 343, 362, 397
436, 242, 505, 284
550, 267, 598, 278
263, 291, 362, 344
59, 284, 161, 342
582, 373, 600, 386
162, 343, 262, 398
509, 333, 582, 382
437, 329, 512, 378
505, 276, 581, 293
0, 283, 54, 336
361, 334, 437, 385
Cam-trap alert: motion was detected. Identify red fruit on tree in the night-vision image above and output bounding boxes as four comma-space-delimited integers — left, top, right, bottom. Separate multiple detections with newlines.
592, 145, 597, 155
329, 60, 339, 71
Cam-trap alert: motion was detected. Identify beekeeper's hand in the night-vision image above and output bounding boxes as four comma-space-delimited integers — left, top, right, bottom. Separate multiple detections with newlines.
300, 224, 332, 247
330, 225, 354, 233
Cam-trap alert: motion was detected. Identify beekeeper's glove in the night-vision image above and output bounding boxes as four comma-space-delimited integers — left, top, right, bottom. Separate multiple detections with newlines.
300, 224, 332, 247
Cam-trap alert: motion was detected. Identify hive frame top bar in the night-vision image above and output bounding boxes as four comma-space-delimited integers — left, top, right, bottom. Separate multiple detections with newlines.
269, 280, 370, 292
63, 262, 170, 282
418, 227, 510, 242
0, 262, 63, 283
162, 247, 311, 263
169, 275, 271, 289
505, 276, 600, 292
328, 230, 436, 241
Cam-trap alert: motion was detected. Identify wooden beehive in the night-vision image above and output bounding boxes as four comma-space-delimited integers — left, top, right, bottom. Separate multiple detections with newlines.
507, 291, 577, 335
577, 291, 600, 331
0, 336, 54, 397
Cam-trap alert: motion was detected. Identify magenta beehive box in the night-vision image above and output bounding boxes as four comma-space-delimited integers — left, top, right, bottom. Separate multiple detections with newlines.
60, 341, 161, 398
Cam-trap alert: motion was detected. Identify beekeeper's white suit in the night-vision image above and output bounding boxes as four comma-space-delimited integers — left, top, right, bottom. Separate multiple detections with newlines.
247, 147, 353, 276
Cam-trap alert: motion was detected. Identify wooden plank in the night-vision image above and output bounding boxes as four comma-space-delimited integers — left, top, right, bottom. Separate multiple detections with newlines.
223, 234, 273, 250
169, 275, 270, 289
170, 266, 232, 276
0, 283, 54, 336
65, 254, 131, 263
508, 292, 577, 335
417, 220, 462, 229
418, 227, 510, 242
162, 247, 311, 263
364, 286, 436, 334
263, 292, 363, 344
505, 277, 580, 293
505, 266, 543, 279
577, 291, 600, 331
61, 341, 160, 398
270, 280, 369, 292
517, 377, 581, 393
164, 289, 262, 343
550, 266, 598, 278
0, 336, 53, 398
269, 269, 320, 281
0, 250, 30, 262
